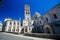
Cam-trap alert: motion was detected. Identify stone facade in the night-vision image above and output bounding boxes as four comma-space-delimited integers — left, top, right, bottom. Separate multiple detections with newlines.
43, 23, 53, 34
32, 12, 44, 33
24, 4, 31, 20
23, 4, 33, 33
32, 3, 60, 34
4, 18, 21, 33
43, 3, 60, 34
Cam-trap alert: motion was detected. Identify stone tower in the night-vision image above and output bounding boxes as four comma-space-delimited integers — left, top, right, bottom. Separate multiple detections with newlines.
24, 4, 31, 20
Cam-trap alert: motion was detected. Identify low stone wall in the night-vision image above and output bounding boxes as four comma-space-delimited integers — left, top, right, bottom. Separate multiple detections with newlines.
23, 33, 60, 39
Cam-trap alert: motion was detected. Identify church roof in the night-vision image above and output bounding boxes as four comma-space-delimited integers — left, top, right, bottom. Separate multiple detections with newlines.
43, 3, 60, 15
32, 12, 41, 20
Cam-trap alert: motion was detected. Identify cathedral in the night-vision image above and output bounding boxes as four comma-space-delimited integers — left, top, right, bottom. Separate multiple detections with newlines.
43, 3, 60, 34
32, 3, 60, 35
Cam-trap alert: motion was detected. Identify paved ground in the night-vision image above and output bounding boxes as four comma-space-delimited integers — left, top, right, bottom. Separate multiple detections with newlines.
0, 32, 54, 40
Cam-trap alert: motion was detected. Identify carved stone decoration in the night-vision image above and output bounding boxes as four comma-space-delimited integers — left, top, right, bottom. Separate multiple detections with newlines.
43, 23, 53, 34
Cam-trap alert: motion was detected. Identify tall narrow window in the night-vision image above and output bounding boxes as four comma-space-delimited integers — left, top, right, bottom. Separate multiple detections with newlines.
14, 22, 15, 25
27, 18, 29, 20
16, 27, 19, 32
9, 21, 12, 25
26, 12, 28, 14
13, 27, 15, 32
8, 27, 11, 32
46, 17, 48, 22
53, 14, 57, 19
17, 22, 19, 25
25, 28, 27, 32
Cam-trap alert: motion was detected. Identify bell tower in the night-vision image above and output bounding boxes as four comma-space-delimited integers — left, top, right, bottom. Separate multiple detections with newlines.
24, 4, 31, 20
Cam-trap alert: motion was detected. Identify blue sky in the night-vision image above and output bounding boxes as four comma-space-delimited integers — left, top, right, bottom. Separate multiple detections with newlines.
0, 0, 60, 23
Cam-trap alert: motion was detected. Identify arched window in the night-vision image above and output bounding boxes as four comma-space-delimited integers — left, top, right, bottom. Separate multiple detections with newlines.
53, 14, 57, 19
46, 17, 48, 22
46, 27, 51, 34
26, 12, 29, 14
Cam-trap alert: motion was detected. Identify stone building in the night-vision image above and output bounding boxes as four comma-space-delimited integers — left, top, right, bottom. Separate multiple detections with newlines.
32, 3, 60, 34
0, 21, 2, 31
43, 3, 60, 34
43, 23, 53, 34
32, 12, 44, 33
4, 18, 21, 33
22, 4, 33, 33
24, 4, 31, 20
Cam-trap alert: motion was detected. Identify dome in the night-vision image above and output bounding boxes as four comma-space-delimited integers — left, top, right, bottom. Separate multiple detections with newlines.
35, 12, 41, 17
